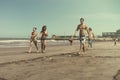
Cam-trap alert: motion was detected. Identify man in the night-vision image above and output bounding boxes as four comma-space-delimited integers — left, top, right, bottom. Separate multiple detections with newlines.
74, 18, 88, 55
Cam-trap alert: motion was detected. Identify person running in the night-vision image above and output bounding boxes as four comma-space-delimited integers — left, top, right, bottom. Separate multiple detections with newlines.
28, 27, 39, 53
88, 28, 95, 48
114, 39, 117, 46
40, 25, 48, 53
69, 38, 73, 45
74, 18, 88, 55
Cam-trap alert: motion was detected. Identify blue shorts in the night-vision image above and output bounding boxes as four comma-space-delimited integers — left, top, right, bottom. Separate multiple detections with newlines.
88, 39, 93, 44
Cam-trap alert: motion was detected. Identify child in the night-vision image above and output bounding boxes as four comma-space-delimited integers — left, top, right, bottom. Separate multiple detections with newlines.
28, 27, 39, 53
88, 28, 95, 48
69, 38, 73, 45
40, 25, 48, 53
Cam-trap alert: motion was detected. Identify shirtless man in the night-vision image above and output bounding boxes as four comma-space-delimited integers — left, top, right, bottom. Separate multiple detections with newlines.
28, 27, 39, 53
88, 28, 95, 48
74, 18, 88, 55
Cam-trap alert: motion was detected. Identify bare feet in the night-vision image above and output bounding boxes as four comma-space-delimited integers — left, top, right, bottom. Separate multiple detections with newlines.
28, 51, 31, 53
37, 50, 39, 53
78, 51, 85, 56
41, 50, 46, 53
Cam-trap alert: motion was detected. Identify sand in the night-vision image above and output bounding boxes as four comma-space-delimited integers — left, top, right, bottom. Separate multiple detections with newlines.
0, 42, 120, 80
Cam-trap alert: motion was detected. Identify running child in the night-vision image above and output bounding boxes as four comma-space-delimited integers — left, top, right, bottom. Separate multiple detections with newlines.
88, 28, 95, 48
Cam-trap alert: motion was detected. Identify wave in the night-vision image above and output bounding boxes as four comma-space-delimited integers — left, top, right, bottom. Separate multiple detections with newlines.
0, 39, 76, 48
0, 40, 29, 43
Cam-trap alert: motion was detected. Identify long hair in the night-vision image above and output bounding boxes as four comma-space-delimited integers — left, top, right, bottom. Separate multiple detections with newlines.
41, 25, 47, 32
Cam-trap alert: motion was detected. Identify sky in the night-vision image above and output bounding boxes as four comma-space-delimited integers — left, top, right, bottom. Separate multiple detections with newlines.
0, 0, 120, 38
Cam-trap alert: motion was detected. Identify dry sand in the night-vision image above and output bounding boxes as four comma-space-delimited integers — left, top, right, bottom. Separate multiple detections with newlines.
0, 42, 120, 80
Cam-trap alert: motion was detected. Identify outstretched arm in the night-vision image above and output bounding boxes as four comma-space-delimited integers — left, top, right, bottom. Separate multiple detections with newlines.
74, 25, 79, 37
71, 26, 79, 39
74, 31, 78, 37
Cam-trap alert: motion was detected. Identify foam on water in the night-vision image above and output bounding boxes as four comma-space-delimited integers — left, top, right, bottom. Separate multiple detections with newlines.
0, 39, 78, 48
0, 40, 29, 48
0, 40, 29, 43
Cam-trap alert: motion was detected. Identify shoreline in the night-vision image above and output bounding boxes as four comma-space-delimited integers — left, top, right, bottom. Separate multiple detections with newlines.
0, 42, 119, 80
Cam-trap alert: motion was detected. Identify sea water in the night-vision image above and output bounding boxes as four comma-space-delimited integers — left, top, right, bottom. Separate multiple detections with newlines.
0, 38, 76, 48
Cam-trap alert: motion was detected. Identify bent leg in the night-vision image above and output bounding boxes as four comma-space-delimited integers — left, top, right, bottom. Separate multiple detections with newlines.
28, 41, 33, 53
41, 40, 44, 53
34, 41, 39, 52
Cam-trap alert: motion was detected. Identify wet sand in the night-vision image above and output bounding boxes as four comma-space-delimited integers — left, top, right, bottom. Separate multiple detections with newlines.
0, 42, 120, 80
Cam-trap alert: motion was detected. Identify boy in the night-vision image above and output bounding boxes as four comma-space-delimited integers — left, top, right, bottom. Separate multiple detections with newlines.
88, 28, 95, 48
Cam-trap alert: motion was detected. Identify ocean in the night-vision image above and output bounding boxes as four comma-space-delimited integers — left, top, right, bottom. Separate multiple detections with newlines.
0, 38, 29, 48
0, 38, 78, 48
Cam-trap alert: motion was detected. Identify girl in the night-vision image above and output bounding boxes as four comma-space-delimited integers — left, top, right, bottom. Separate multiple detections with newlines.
40, 25, 48, 53
28, 27, 39, 53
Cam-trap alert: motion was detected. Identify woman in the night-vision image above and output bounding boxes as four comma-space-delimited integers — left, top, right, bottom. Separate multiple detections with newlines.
40, 25, 48, 53
28, 27, 39, 53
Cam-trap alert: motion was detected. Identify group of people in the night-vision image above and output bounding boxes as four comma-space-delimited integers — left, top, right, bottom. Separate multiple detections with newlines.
28, 18, 95, 55
28, 25, 48, 53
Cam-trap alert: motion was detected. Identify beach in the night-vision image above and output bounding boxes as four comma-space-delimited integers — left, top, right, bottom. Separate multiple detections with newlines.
0, 41, 120, 80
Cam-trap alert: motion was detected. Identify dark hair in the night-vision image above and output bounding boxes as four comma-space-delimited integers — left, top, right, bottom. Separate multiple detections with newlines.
33, 27, 37, 30
80, 18, 84, 21
42, 25, 47, 32
89, 28, 92, 31
35, 27, 37, 30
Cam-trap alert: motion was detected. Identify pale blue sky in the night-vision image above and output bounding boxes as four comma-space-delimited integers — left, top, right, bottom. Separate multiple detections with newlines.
0, 0, 120, 38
